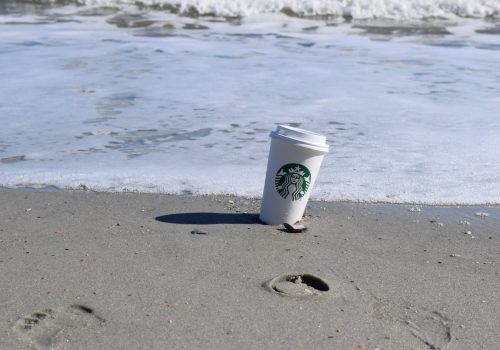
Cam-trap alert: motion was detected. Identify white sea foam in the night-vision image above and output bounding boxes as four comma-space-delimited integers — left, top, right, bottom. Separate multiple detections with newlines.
43, 0, 500, 19
1, 5, 500, 204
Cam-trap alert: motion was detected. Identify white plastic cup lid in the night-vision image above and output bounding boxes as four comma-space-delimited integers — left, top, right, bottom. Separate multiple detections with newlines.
270, 125, 329, 152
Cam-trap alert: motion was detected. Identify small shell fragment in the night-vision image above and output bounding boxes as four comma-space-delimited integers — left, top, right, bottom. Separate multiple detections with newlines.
191, 229, 208, 235
283, 223, 307, 233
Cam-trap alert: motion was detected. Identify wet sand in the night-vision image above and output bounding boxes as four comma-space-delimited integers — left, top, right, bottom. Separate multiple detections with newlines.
0, 188, 499, 349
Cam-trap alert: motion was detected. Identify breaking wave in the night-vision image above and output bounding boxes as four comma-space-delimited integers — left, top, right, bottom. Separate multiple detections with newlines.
18, 0, 500, 19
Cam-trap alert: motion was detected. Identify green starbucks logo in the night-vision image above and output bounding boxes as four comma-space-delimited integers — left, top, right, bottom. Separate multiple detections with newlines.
275, 163, 311, 201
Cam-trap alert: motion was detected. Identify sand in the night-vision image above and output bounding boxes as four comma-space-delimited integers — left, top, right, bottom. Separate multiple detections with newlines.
0, 188, 499, 349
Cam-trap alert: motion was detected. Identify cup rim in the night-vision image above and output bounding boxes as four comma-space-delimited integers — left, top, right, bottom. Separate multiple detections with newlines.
270, 125, 329, 153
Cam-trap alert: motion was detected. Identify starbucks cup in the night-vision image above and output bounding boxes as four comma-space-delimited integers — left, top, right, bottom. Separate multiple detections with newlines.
260, 125, 329, 225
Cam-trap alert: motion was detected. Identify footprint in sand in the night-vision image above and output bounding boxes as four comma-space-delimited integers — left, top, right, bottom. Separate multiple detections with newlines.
13, 304, 104, 350
265, 273, 330, 297
372, 299, 452, 350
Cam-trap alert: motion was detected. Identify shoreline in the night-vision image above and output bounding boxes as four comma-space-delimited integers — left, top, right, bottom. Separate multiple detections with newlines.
3, 186, 500, 208
1, 188, 499, 349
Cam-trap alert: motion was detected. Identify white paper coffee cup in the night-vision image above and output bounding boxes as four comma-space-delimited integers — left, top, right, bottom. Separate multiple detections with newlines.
260, 125, 329, 225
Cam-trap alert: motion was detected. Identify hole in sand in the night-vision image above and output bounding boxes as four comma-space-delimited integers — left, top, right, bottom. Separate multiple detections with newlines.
267, 274, 329, 297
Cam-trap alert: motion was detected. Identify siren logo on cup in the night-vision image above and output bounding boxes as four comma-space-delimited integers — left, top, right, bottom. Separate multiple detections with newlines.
274, 163, 311, 201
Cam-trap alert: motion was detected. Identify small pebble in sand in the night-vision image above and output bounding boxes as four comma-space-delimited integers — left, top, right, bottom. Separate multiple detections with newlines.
475, 212, 489, 217
25, 208, 31, 212
450, 254, 461, 258
430, 220, 444, 226
464, 230, 472, 235
191, 229, 208, 235
228, 200, 234, 204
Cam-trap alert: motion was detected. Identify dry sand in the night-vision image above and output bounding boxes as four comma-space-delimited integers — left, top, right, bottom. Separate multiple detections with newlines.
0, 188, 499, 349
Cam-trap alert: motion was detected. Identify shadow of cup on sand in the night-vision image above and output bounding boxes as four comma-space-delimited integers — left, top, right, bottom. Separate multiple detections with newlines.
155, 212, 261, 225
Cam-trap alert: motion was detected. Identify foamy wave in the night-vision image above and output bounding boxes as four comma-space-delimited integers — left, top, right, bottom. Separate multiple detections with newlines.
52, 0, 500, 19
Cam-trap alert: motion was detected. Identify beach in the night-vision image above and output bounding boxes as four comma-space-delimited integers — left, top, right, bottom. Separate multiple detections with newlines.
1, 188, 499, 349
1, 2, 500, 348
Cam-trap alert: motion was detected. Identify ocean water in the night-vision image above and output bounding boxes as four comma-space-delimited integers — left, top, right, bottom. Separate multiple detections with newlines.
1, 0, 500, 204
